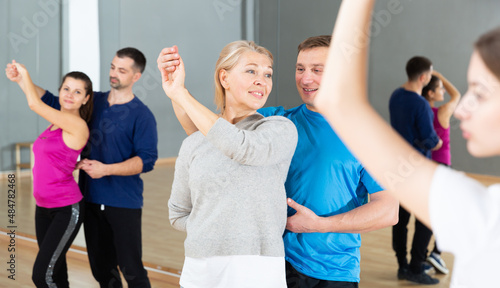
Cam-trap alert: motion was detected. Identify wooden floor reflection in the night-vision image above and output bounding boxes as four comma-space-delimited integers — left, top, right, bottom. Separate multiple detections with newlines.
0, 162, 498, 287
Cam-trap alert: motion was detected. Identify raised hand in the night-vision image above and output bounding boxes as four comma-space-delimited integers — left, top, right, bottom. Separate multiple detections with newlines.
157, 45, 187, 102
432, 70, 443, 78
5, 60, 23, 83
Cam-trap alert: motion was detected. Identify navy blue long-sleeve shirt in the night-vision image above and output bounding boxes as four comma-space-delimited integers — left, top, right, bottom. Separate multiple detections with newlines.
42, 90, 158, 208
389, 87, 439, 158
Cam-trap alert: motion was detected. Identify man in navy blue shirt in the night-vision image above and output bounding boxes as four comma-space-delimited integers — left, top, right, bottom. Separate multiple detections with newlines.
389, 56, 442, 285
10, 48, 158, 288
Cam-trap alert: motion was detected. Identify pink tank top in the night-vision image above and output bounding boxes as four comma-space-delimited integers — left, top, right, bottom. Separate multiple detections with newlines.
32, 126, 85, 208
431, 107, 451, 165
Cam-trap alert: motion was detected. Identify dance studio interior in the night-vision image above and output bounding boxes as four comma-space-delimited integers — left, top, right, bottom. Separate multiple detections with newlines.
1, 0, 500, 287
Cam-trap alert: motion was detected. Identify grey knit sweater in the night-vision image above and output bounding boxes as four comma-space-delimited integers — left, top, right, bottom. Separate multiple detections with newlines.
168, 113, 298, 258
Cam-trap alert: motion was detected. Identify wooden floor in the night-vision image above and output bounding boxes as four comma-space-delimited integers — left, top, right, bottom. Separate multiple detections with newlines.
0, 162, 498, 287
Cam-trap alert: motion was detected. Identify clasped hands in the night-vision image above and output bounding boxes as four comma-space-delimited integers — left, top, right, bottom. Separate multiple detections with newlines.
5, 60, 29, 85
76, 159, 108, 179
156, 45, 187, 103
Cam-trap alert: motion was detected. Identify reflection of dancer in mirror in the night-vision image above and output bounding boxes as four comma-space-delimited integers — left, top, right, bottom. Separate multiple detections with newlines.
422, 71, 461, 275
6, 61, 92, 288
158, 41, 297, 287
389, 56, 441, 285
315, 0, 500, 287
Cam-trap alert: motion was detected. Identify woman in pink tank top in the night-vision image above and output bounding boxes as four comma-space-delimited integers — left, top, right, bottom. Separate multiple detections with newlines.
422, 71, 461, 275
422, 72, 461, 165
6, 61, 93, 288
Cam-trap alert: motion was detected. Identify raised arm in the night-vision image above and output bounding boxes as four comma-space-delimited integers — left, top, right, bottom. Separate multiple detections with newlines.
156, 46, 198, 135
157, 46, 216, 136
315, 0, 437, 227
433, 71, 461, 127
12, 63, 89, 149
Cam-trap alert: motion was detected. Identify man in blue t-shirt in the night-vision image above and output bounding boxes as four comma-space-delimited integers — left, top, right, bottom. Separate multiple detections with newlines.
389, 56, 442, 285
162, 36, 398, 288
8, 48, 158, 288
258, 36, 399, 288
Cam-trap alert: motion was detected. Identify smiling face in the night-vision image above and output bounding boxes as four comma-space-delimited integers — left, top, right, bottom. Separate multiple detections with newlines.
295, 47, 328, 112
221, 51, 273, 114
454, 51, 500, 157
58, 77, 89, 113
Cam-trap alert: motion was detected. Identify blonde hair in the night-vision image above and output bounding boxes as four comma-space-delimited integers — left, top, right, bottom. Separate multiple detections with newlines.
214, 40, 273, 113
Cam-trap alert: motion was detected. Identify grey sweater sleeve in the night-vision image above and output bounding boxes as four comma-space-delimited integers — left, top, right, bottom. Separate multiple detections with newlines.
205, 116, 298, 166
168, 137, 193, 231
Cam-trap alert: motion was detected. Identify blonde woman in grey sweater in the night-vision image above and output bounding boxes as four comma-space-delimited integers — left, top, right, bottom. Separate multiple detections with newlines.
157, 41, 298, 287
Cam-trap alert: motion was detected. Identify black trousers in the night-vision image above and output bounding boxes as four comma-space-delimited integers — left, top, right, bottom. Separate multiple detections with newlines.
286, 261, 359, 288
84, 202, 150, 288
392, 205, 433, 273
32, 201, 84, 288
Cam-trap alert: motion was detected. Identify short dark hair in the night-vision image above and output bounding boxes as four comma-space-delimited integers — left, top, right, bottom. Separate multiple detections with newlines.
422, 75, 441, 101
297, 35, 332, 54
406, 56, 432, 81
58, 71, 93, 124
116, 47, 146, 73
475, 26, 500, 81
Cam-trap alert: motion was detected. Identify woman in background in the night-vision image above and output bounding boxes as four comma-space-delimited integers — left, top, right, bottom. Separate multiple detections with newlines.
422, 71, 461, 275
6, 61, 92, 288
314, 0, 500, 287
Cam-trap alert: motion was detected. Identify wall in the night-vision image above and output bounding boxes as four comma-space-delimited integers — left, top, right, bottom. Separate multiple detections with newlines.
0, 0, 244, 171
0, 0, 62, 172
1, 0, 500, 176
256, 0, 500, 176
98, 0, 245, 159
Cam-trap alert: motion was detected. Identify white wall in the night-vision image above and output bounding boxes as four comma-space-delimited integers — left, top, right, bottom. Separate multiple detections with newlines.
67, 0, 100, 90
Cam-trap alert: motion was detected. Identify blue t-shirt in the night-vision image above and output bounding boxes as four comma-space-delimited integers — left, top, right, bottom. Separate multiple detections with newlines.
389, 87, 439, 158
42, 90, 158, 208
258, 104, 383, 282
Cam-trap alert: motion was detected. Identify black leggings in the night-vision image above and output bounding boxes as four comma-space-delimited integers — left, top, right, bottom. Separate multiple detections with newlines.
32, 201, 84, 288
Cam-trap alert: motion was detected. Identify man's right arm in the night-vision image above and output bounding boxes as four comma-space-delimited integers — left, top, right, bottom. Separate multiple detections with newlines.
40, 89, 61, 110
